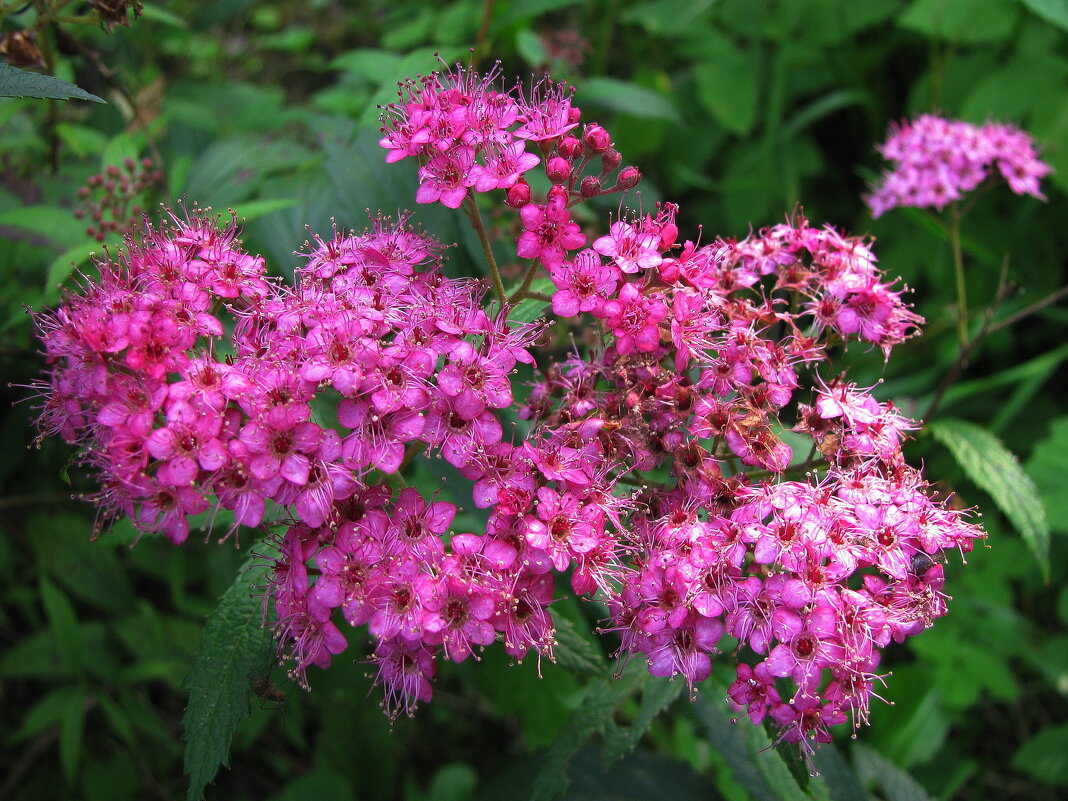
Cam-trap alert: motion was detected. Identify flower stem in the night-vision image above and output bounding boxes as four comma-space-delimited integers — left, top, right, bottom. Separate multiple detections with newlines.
507, 259, 542, 304
950, 203, 968, 347
463, 195, 507, 307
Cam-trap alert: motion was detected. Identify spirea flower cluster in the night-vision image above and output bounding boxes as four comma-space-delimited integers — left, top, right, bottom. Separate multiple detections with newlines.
32, 64, 995, 752
866, 113, 1051, 217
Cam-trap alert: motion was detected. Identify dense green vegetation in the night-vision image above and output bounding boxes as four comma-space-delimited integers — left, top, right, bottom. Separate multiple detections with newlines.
2, 2, 1066, 800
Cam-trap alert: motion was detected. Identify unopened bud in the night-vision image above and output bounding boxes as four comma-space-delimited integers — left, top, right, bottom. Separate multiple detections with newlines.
506, 180, 532, 208
600, 148, 622, 175
107, 165, 121, 177
545, 156, 571, 184
547, 184, 570, 206
558, 136, 582, 160
617, 166, 641, 189
580, 175, 602, 198
583, 124, 611, 153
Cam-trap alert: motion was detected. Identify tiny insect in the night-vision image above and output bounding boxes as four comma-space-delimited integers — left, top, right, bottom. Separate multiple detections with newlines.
251, 675, 287, 708
909, 550, 947, 576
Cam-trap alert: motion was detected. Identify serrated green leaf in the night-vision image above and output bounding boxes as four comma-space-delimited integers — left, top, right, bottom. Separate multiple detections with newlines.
852, 744, 935, 801
693, 689, 815, 801
1026, 416, 1068, 535
602, 676, 683, 762
182, 543, 278, 801
1017, 0, 1068, 30
0, 64, 105, 103
531, 671, 643, 801
928, 418, 1050, 580
550, 610, 605, 676
579, 77, 682, 124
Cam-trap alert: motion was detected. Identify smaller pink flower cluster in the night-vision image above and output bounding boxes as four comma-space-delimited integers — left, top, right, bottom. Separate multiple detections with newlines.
866, 113, 1051, 217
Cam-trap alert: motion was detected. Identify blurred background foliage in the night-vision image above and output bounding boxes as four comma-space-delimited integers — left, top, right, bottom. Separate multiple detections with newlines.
1, 0, 1067, 799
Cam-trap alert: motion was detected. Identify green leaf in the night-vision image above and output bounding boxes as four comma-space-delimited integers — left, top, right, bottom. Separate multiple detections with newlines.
507, 276, 555, 324
694, 35, 761, 136
1017, 0, 1068, 31
928, 418, 1050, 580
852, 744, 935, 801
1026, 416, 1068, 535
40, 576, 84, 675
693, 690, 815, 801
59, 686, 88, 783
46, 241, 100, 291
0, 64, 105, 103
233, 198, 299, 222
1012, 722, 1068, 785
602, 677, 683, 762
182, 543, 278, 801
780, 90, 869, 141
550, 609, 605, 676
899, 0, 1020, 43
12, 686, 87, 742
141, 3, 191, 27
619, 0, 718, 36
531, 671, 643, 801
0, 206, 95, 250
579, 77, 682, 124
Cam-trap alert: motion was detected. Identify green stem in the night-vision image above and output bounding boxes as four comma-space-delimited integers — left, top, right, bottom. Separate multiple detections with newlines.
507, 259, 542, 304
463, 195, 506, 307
949, 204, 968, 347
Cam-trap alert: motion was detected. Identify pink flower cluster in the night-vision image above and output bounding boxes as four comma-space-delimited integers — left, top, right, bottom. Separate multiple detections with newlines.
866, 113, 1051, 217
32, 65, 994, 751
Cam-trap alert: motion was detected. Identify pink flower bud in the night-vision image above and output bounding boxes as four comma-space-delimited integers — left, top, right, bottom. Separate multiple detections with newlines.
616, 166, 641, 189
600, 148, 622, 175
580, 175, 602, 198
559, 136, 582, 160
546, 156, 571, 184
583, 124, 611, 153
506, 180, 532, 208
547, 184, 570, 205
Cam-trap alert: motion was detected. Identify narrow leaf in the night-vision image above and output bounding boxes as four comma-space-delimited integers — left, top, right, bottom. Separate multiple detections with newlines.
59, 686, 88, 783
928, 418, 1050, 581
0, 64, 105, 103
182, 543, 277, 801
